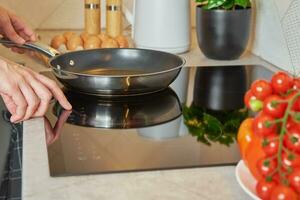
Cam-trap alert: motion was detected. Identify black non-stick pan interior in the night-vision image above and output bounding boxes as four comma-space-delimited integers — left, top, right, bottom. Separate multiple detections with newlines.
50, 48, 184, 75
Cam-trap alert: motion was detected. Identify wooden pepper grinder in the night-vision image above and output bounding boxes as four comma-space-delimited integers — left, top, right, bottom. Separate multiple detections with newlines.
106, 0, 122, 38
85, 0, 101, 35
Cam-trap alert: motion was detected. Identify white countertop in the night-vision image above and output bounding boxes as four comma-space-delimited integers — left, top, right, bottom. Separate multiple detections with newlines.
24, 118, 251, 200
0, 29, 272, 200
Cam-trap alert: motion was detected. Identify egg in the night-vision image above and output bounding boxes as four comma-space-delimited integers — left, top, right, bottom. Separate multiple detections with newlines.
57, 44, 67, 53
101, 38, 119, 48
51, 35, 66, 49
98, 33, 111, 43
66, 35, 83, 51
115, 35, 129, 48
80, 32, 90, 43
63, 31, 76, 41
84, 35, 101, 49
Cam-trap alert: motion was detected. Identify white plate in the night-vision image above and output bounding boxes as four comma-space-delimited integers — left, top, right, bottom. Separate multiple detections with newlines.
235, 160, 260, 200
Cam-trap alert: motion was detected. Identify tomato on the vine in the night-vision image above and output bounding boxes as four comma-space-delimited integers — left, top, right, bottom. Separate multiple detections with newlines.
244, 90, 257, 108
253, 114, 277, 137
240, 71, 300, 199
293, 78, 300, 91
251, 80, 273, 100
271, 185, 298, 200
263, 95, 287, 118
271, 72, 293, 95
263, 135, 279, 156
282, 153, 300, 170
237, 118, 254, 160
284, 127, 300, 153
287, 117, 299, 130
257, 158, 277, 177
256, 179, 276, 200
288, 169, 300, 194
286, 91, 300, 111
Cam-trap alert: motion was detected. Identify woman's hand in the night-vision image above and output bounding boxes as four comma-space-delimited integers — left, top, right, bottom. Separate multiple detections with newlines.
0, 57, 72, 123
0, 6, 37, 53
0, 6, 36, 43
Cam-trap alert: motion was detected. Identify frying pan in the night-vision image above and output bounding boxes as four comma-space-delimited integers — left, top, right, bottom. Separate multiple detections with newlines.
0, 38, 185, 96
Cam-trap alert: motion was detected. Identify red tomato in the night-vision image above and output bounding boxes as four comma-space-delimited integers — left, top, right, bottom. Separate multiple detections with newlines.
288, 169, 300, 194
257, 158, 277, 177
251, 80, 273, 100
263, 95, 287, 118
237, 118, 254, 160
253, 114, 277, 137
284, 127, 300, 153
271, 72, 293, 95
271, 185, 298, 200
263, 135, 279, 156
293, 78, 300, 91
286, 91, 300, 111
287, 117, 298, 130
244, 136, 266, 180
282, 153, 300, 170
244, 90, 257, 108
256, 179, 277, 200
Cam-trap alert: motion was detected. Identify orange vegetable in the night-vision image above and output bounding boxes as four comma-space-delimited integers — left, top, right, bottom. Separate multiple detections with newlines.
244, 135, 266, 181
237, 118, 254, 160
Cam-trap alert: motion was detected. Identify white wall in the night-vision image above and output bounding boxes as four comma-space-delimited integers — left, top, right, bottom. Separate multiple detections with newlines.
252, 0, 300, 72
1, 0, 299, 72
0, 0, 107, 29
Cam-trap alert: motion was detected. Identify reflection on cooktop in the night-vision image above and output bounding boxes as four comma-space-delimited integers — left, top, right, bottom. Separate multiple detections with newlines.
42, 65, 275, 177
53, 88, 182, 129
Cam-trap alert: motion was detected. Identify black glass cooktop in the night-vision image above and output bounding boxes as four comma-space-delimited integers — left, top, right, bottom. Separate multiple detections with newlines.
43, 65, 274, 177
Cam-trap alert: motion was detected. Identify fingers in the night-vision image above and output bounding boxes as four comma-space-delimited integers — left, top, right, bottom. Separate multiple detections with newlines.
0, 93, 16, 114
18, 78, 40, 120
10, 14, 36, 42
0, 10, 36, 44
33, 73, 72, 110
10, 87, 27, 123
0, 15, 25, 44
0, 60, 71, 122
21, 70, 52, 117
11, 47, 25, 54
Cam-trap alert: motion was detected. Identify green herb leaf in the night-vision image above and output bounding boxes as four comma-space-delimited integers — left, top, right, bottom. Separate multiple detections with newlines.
222, 0, 235, 9
235, 0, 251, 8
195, 0, 251, 9
207, 0, 227, 9
203, 113, 223, 135
183, 104, 248, 146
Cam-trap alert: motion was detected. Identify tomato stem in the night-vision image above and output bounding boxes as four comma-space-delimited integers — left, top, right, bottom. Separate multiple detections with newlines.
269, 119, 283, 125
273, 99, 289, 104
282, 145, 292, 154
277, 91, 300, 184
268, 167, 279, 180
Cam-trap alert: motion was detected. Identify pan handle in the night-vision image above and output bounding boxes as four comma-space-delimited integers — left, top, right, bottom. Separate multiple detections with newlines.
0, 38, 60, 58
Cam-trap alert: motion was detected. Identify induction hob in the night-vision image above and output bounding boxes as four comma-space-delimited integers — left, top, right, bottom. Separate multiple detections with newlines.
43, 65, 274, 177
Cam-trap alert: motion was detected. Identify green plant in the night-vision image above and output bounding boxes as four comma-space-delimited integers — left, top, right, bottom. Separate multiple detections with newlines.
183, 104, 248, 146
195, 0, 251, 10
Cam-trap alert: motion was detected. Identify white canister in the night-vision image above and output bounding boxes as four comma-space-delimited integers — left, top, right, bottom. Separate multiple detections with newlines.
127, 0, 191, 54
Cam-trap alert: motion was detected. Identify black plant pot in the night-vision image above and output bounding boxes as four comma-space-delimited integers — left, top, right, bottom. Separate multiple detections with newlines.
193, 66, 247, 111
196, 6, 252, 60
